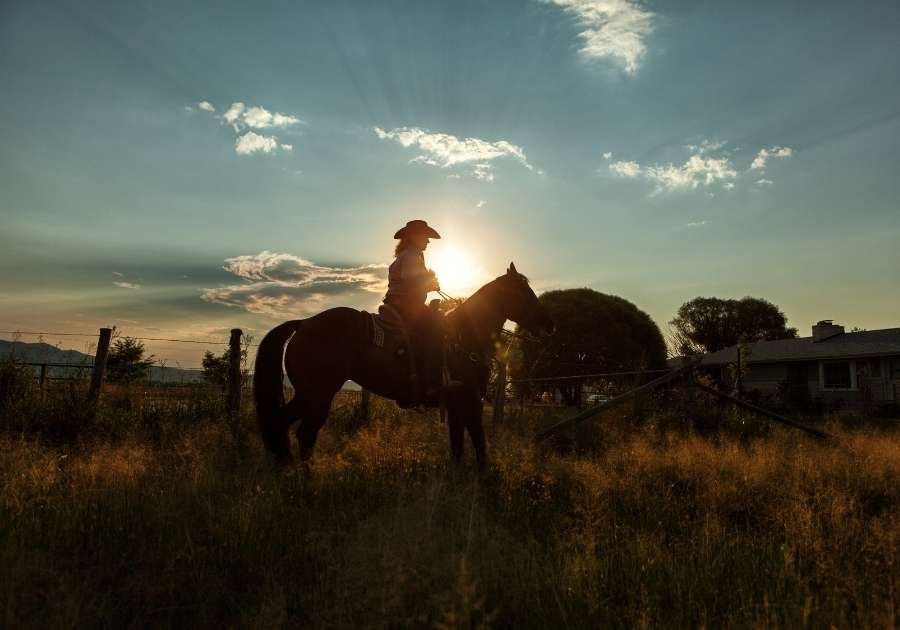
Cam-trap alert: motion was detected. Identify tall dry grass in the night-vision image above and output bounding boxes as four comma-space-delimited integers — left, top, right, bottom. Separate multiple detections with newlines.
0, 380, 897, 628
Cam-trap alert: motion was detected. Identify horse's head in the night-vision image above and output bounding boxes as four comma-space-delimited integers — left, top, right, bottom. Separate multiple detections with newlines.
492, 262, 555, 336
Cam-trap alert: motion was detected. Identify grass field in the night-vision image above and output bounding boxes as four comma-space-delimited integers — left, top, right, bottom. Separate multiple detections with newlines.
1, 372, 898, 628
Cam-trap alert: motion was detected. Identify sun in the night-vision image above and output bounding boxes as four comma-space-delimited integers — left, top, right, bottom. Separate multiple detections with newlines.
428, 244, 486, 296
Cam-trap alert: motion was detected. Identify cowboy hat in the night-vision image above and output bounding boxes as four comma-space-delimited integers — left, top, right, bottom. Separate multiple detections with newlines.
393, 219, 441, 240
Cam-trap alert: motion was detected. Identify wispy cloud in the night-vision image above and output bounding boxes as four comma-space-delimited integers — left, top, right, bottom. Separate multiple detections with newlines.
608, 160, 641, 178
755, 178, 774, 186
473, 163, 495, 182
374, 126, 533, 182
751, 146, 793, 170
609, 155, 737, 191
684, 220, 710, 228
194, 100, 301, 156
221, 102, 302, 131
113, 281, 142, 290
201, 251, 387, 317
686, 139, 726, 154
476, 200, 487, 208
234, 131, 292, 155
546, 0, 655, 74
608, 141, 795, 192
646, 156, 738, 191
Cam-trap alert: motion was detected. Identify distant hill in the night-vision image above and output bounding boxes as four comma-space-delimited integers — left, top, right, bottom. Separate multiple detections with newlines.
0, 339, 206, 383
0, 340, 93, 365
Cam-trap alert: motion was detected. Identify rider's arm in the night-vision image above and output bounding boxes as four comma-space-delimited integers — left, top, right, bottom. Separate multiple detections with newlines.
399, 251, 439, 292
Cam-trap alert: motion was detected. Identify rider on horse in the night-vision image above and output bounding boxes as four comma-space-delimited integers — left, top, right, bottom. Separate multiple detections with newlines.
384, 219, 461, 400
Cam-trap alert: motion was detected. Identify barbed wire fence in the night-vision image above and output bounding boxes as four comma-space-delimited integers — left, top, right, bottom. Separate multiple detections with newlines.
1, 326, 825, 440
0, 326, 363, 420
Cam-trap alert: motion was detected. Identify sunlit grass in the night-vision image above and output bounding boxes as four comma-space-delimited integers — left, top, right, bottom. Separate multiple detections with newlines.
1, 384, 897, 627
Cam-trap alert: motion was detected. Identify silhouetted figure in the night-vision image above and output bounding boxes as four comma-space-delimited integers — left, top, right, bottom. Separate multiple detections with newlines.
383, 219, 460, 400
253, 261, 555, 468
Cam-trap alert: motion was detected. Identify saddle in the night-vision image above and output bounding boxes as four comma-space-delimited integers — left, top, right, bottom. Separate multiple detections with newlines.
363, 304, 453, 407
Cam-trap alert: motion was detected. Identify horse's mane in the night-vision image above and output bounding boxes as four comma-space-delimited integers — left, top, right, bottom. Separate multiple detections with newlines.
445, 271, 528, 323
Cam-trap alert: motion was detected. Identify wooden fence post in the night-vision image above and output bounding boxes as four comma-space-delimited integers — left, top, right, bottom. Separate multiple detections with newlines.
493, 361, 506, 423
39, 364, 48, 402
227, 329, 242, 437
87, 327, 112, 409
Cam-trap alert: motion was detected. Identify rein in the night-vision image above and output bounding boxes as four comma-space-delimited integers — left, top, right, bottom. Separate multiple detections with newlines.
445, 284, 507, 370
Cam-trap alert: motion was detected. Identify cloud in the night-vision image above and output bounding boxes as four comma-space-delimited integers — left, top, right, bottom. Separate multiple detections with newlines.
645, 155, 738, 191
113, 281, 142, 290
112, 271, 123, 278
219, 102, 303, 130
608, 160, 641, 178
546, 0, 655, 74
476, 200, 487, 208
473, 163, 495, 182
234, 131, 291, 155
201, 251, 388, 317
609, 154, 737, 191
195, 100, 302, 155
751, 146, 793, 170
240, 105, 302, 129
686, 139, 726, 154
607, 141, 796, 192
222, 102, 245, 126
374, 126, 533, 181
684, 220, 710, 228
602, 151, 612, 159
755, 178, 774, 185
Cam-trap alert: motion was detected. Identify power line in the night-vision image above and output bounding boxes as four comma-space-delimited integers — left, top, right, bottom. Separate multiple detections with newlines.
0, 330, 97, 338
0, 330, 257, 347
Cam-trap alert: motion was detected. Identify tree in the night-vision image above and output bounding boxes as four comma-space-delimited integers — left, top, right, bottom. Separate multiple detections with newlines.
202, 336, 251, 389
668, 296, 797, 355
107, 337, 155, 383
511, 289, 667, 405
201, 350, 229, 388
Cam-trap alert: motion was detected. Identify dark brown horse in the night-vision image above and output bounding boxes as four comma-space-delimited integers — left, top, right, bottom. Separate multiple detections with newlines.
253, 262, 554, 467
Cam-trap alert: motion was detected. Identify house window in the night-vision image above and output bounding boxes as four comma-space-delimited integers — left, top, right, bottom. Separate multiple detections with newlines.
822, 361, 852, 389
891, 359, 900, 379
867, 359, 881, 377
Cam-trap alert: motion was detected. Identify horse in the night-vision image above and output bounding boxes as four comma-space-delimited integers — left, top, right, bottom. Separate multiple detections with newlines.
253, 262, 554, 467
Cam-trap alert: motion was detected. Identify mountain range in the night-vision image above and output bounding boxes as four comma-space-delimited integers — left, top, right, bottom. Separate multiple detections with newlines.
0, 340, 206, 383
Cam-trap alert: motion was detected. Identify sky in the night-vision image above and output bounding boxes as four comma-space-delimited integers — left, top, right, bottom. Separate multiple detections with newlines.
1, 0, 899, 366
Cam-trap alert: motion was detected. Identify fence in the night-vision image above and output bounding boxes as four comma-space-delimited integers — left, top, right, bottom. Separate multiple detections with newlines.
3, 327, 248, 433
2, 327, 827, 441
489, 362, 670, 424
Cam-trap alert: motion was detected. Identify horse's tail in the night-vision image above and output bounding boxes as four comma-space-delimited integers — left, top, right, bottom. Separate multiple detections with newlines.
253, 320, 300, 456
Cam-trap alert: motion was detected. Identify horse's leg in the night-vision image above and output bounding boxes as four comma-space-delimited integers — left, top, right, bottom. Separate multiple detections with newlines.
464, 398, 488, 470
447, 404, 466, 464
295, 391, 337, 462
269, 396, 304, 465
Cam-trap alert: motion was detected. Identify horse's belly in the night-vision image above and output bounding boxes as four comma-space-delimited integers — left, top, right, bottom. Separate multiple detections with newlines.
349, 346, 411, 401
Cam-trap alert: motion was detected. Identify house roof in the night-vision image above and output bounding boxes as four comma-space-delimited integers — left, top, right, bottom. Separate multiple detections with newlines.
701, 327, 900, 366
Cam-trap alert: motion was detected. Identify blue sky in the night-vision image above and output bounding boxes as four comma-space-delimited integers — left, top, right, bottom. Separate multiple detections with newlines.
1, 0, 899, 364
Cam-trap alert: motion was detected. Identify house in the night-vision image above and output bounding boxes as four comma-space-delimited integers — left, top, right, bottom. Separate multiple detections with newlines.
701, 321, 900, 409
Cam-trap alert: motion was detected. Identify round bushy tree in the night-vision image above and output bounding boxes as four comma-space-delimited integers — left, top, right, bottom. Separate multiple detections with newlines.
511, 289, 667, 403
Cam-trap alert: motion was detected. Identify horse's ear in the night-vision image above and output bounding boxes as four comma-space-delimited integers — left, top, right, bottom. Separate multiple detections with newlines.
508, 261, 517, 275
